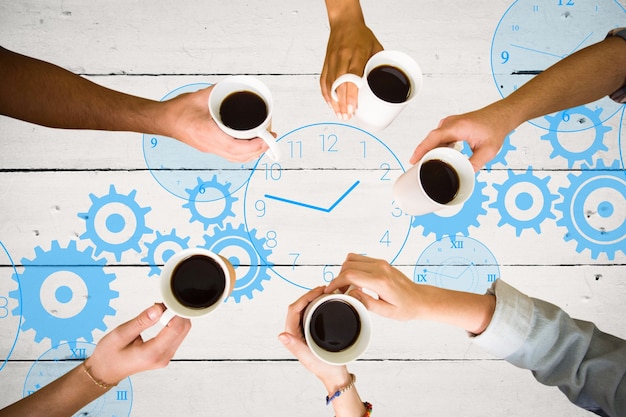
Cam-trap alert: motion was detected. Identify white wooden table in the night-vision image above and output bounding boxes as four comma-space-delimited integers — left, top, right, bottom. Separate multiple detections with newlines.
1, 1, 624, 415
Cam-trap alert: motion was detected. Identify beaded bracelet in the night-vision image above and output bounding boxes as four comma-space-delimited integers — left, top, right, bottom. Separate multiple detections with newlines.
326, 373, 356, 405
82, 361, 117, 390
362, 401, 373, 416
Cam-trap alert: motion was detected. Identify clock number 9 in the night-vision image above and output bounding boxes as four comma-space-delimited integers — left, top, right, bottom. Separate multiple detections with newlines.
261, 162, 282, 181
500, 50, 510, 64
150, 137, 158, 148
255, 199, 266, 217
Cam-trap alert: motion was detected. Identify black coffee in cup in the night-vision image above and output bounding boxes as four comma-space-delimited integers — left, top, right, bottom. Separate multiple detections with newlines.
420, 159, 460, 204
310, 300, 361, 352
367, 65, 411, 103
171, 254, 226, 309
219, 91, 268, 131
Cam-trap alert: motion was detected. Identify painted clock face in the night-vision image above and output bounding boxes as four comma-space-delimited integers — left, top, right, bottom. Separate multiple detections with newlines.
491, 0, 626, 132
142, 83, 255, 202
619, 107, 626, 174
23, 342, 133, 417
0, 240, 21, 372
243, 123, 412, 289
414, 235, 500, 295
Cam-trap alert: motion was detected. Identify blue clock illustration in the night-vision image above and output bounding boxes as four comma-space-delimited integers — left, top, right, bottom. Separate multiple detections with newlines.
415, 235, 500, 295
142, 83, 255, 202
244, 122, 412, 289
619, 107, 626, 174
0, 240, 21, 372
23, 342, 133, 417
491, 0, 626, 132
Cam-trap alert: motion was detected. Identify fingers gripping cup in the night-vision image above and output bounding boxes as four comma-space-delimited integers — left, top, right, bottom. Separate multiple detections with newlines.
393, 147, 475, 216
302, 291, 371, 365
331, 50, 422, 131
208, 75, 281, 161
159, 248, 235, 325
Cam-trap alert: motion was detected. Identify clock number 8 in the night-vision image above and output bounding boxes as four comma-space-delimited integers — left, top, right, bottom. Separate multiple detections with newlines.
0, 296, 8, 319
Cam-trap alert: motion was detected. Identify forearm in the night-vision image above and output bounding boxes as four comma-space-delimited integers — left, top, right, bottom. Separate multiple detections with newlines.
0, 362, 109, 417
0, 46, 166, 134
502, 36, 626, 124
416, 284, 496, 335
324, 0, 366, 27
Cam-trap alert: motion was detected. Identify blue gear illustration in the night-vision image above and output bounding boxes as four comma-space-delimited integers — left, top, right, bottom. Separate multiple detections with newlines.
78, 184, 153, 261
411, 178, 489, 239
8, 240, 118, 348
182, 175, 238, 230
555, 159, 626, 260
489, 167, 559, 236
142, 229, 191, 277
201, 223, 273, 303
541, 105, 611, 168
461, 133, 516, 172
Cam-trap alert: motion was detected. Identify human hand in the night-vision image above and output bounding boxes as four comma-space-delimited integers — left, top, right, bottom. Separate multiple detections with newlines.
320, 22, 383, 120
325, 253, 424, 321
161, 85, 271, 162
278, 286, 353, 389
409, 103, 516, 172
85, 303, 191, 386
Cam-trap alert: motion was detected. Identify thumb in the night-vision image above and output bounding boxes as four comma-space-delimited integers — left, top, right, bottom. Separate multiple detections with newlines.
278, 331, 310, 361
115, 304, 164, 344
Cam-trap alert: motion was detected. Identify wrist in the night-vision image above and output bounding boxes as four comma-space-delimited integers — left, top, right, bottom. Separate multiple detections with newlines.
325, 0, 365, 28
319, 366, 353, 394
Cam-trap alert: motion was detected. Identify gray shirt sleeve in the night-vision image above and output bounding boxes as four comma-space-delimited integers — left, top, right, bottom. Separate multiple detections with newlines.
471, 280, 626, 417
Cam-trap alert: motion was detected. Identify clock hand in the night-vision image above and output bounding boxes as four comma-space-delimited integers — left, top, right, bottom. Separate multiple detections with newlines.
264, 180, 360, 213
565, 31, 593, 57
510, 43, 563, 59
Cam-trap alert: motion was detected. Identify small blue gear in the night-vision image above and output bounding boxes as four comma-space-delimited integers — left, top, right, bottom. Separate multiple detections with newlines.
555, 159, 626, 260
489, 167, 559, 236
201, 223, 273, 303
182, 175, 238, 230
541, 106, 611, 168
411, 178, 489, 239
461, 133, 516, 172
141, 229, 191, 277
9, 240, 118, 348
78, 184, 153, 261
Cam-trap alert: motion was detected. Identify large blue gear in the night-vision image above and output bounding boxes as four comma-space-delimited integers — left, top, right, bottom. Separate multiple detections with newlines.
8, 240, 118, 348
411, 177, 489, 239
461, 133, 516, 172
555, 159, 626, 260
78, 184, 153, 261
182, 175, 238, 230
141, 229, 191, 277
201, 223, 273, 303
541, 106, 611, 168
489, 167, 559, 236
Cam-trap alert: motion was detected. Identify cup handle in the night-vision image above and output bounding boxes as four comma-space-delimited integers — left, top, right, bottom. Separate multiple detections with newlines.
258, 129, 281, 161
159, 309, 176, 326
330, 74, 363, 102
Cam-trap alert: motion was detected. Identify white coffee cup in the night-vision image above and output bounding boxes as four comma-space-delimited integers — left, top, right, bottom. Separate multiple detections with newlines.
208, 75, 281, 161
331, 50, 422, 131
393, 147, 475, 216
159, 248, 235, 326
302, 290, 371, 365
